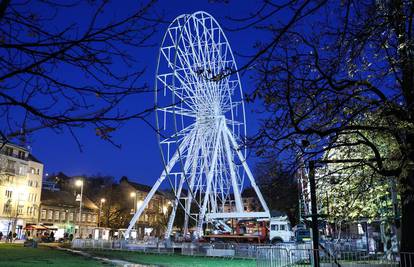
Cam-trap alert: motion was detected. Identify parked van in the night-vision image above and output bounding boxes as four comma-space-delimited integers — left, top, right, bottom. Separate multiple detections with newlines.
269, 216, 294, 243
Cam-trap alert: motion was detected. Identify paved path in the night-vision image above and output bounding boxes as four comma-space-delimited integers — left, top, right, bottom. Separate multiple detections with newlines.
55, 246, 155, 267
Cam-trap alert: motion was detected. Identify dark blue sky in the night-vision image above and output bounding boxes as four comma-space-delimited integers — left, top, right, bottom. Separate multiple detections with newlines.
30, 0, 270, 186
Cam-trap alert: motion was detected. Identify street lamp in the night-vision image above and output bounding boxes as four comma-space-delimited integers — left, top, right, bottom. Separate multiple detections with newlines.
130, 192, 137, 214
75, 179, 83, 238
130, 192, 138, 237
98, 198, 105, 227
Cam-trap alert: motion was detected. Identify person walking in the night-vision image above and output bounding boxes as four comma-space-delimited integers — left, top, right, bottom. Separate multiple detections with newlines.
0, 231, 3, 242
7, 231, 12, 243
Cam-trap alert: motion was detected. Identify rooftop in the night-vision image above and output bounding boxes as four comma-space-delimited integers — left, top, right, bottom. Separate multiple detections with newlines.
41, 189, 98, 210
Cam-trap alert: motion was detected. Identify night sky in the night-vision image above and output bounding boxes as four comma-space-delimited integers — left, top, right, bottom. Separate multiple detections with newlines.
29, 0, 270, 186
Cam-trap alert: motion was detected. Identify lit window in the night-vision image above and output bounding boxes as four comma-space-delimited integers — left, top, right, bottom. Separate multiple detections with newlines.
82, 214, 86, 222
69, 212, 74, 221
18, 150, 25, 159
61, 212, 66, 221
3, 203, 12, 214
41, 210, 46, 219
47, 210, 53, 220
5, 190, 12, 198
17, 205, 23, 215
54, 211, 60, 220
5, 147, 13, 156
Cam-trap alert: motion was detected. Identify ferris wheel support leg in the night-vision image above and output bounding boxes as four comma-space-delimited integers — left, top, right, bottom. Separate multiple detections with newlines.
196, 126, 222, 238
183, 157, 198, 236
124, 138, 190, 239
222, 124, 243, 212
224, 126, 271, 217
164, 173, 185, 239
165, 133, 197, 239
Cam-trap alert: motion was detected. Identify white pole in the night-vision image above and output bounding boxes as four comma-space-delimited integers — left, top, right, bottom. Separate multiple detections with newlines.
196, 123, 222, 237
79, 183, 83, 238
125, 135, 191, 238
222, 122, 243, 212
164, 130, 197, 239
224, 125, 270, 216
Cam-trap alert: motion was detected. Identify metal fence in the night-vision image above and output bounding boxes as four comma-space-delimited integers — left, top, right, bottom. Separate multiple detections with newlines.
181, 242, 263, 258
72, 239, 414, 266
72, 239, 174, 254
72, 239, 268, 259
256, 246, 414, 267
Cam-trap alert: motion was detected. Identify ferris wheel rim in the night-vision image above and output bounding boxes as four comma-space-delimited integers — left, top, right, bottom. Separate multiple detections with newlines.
155, 11, 247, 151
154, 11, 248, 210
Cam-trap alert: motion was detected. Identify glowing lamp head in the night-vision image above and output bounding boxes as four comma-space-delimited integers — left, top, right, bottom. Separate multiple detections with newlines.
130, 192, 136, 198
75, 180, 83, 187
100, 198, 106, 203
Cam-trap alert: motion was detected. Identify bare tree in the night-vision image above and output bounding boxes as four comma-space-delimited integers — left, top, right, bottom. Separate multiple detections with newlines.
0, 0, 161, 148
233, 0, 414, 252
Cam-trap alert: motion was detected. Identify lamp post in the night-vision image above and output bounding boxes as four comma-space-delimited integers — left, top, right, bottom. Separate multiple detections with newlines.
130, 192, 137, 214
306, 158, 379, 267
130, 192, 137, 238
98, 198, 105, 227
75, 179, 83, 238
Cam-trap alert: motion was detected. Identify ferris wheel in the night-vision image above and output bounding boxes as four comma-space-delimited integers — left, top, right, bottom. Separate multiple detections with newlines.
125, 11, 270, 239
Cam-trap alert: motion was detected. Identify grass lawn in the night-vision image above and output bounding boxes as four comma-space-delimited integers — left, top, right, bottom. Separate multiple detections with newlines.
0, 243, 111, 267
85, 249, 257, 267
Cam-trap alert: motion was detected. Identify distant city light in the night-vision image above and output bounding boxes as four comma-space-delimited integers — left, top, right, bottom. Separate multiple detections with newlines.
75, 179, 83, 187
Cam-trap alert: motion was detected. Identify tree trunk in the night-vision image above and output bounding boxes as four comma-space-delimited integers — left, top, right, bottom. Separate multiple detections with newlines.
400, 168, 414, 253
0, 0, 10, 20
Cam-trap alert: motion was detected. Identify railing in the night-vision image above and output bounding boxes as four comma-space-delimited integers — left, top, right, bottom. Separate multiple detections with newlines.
71, 239, 414, 266
72, 239, 174, 254
73, 239, 264, 258
256, 246, 414, 267
181, 242, 261, 258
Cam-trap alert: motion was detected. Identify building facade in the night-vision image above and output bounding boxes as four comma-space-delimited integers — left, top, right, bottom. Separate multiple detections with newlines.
119, 177, 172, 238
39, 189, 99, 239
0, 143, 43, 237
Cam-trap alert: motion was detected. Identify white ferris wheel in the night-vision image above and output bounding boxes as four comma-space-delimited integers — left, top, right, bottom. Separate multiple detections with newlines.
126, 11, 270, 239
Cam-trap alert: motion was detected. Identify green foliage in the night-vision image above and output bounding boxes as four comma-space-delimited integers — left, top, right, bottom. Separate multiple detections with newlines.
316, 114, 400, 222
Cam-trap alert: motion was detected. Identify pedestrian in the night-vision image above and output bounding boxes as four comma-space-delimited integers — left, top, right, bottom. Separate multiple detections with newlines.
7, 231, 12, 243
0, 231, 3, 241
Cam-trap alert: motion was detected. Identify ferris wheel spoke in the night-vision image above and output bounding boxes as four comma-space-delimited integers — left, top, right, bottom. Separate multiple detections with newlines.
159, 122, 196, 144
157, 106, 196, 118
157, 73, 196, 110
